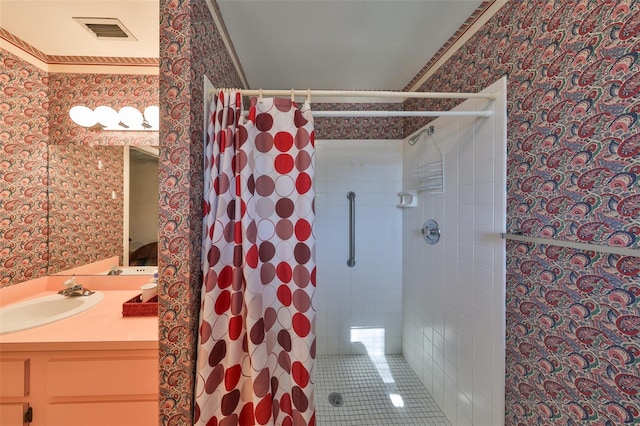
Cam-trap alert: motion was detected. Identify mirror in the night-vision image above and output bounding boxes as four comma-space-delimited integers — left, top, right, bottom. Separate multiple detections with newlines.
48, 145, 159, 275
126, 146, 159, 268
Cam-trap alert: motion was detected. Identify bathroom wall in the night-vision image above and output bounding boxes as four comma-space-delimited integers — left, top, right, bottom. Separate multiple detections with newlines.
315, 139, 403, 356
0, 49, 49, 287
402, 78, 507, 425
48, 73, 158, 147
158, 1, 246, 423
0, 47, 159, 287
404, 1, 640, 424
505, 240, 640, 424
313, 103, 403, 139
48, 145, 124, 273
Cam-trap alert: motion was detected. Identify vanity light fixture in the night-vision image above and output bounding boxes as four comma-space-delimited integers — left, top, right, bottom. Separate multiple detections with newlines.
69, 105, 159, 131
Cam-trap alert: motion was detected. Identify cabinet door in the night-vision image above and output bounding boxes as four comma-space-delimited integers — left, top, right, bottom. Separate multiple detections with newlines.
46, 401, 157, 426
0, 359, 30, 397
45, 353, 158, 425
0, 403, 29, 426
47, 356, 157, 396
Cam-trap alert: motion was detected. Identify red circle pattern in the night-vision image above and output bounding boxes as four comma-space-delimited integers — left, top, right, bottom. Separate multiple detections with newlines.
196, 93, 316, 426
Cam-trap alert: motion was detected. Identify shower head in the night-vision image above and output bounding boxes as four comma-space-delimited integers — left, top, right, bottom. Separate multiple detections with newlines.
407, 125, 435, 146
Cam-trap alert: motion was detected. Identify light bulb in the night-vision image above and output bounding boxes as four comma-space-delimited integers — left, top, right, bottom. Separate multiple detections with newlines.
94, 106, 120, 128
119, 107, 144, 129
69, 106, 97, 127
143, 106, 159, 129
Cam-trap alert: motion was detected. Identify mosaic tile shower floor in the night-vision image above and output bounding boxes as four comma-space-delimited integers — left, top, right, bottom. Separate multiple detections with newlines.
316, 355, 451, 426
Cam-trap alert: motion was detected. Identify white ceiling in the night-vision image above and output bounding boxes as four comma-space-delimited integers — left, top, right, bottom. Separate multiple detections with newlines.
217, 0, 483, 91
0, 0, 483, 91
0, 0, 159, 57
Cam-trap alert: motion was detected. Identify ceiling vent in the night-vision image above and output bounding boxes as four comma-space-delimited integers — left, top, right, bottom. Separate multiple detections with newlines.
73, 17, 137, 41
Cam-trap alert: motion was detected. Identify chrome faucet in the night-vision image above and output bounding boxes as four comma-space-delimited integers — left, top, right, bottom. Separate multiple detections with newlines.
58, 277, 95, 297
107, 266, 122, 275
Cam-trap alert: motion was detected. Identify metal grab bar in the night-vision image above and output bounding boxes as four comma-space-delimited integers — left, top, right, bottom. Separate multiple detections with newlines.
347, 191, 356, 267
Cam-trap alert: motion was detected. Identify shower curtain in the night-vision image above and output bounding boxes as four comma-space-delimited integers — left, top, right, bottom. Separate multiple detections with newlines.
195, 91, 316, 426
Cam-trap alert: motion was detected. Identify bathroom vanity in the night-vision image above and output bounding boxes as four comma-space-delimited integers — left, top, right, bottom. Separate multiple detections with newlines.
0, 273, 158, 426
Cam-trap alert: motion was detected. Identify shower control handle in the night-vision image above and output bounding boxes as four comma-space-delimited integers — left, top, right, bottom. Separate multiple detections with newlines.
422, 219, 440, 245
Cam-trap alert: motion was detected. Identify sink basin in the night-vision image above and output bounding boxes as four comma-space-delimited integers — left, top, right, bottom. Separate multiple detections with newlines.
0, 292, 104, 335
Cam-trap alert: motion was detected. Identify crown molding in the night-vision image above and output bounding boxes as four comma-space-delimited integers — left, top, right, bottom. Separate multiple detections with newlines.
0, 28, 158, 75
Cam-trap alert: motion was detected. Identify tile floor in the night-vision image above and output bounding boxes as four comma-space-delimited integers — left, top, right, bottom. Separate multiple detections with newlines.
315, 354, 451, 426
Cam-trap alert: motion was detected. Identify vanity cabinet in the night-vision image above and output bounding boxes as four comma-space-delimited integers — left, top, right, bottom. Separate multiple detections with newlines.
0, 348, 158, 426
0, 279, 159, 425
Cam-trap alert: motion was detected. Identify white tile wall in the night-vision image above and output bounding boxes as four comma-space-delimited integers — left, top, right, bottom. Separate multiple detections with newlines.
315, 139, 403, 355
402, 78, 507, 426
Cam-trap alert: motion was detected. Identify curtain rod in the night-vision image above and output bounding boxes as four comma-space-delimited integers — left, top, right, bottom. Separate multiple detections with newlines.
237, 89, 496, 100
293, 110, 493, 118
213, 88, 495, 117
239, 110, 492, 118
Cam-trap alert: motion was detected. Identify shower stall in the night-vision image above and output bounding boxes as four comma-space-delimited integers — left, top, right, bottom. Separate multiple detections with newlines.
314, 138, 404, 357
314, 78, 507, 425
198, 77, 506, 425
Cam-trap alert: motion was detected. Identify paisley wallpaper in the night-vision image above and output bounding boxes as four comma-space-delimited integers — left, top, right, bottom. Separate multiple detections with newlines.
313, 102, 403, 139
507, 240, 640, 425
47, 145, 124, 274
0, 49, 159, 286
0, 49, 49, 287
158, 1, 246, 424
406, 1, 640, 424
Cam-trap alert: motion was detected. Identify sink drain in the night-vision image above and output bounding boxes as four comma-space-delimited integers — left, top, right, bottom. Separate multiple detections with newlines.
328, 392, 344, 407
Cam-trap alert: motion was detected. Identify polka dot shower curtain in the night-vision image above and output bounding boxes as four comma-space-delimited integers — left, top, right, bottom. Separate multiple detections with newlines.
195, 91, 316, 426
